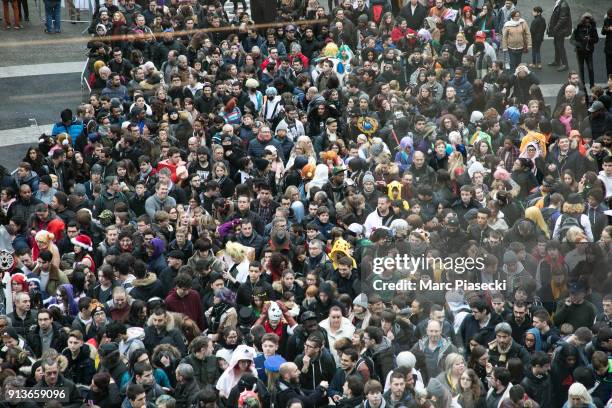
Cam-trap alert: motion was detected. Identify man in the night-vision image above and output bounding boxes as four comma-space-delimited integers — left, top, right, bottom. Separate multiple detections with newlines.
8, 292, 37, 336
507, 302, 532, 344
384, 370, 414, 407
409, 151, 437, 188
488, 322, 531, 368
174, 363, 200, 408
520, 351, 551, 406
129, 259, 164, 302
460, 298, 500, 349
122, 361, 166, 401
51, 191, 75, 226
93, 176, 129, 217
248, 126, 284, 161
553, 281, 597, 329
180, 336, 220, 389
236, 261, 274, 307
329, 256, 359, 299
598, 155, 612, 199
251, 183, 280, 227
27, 308, 68, 358
124, 383, 154, 408
364, 326, 396, 383
34, 358, 82, 407
275, 362, 328, 407
531, 309, 561, 352
595, 294, 612, 326
144, 181, 177, 219
231, 195, 265, 235
415, 304, 456, 343
486, 367, 513, 408
547, 0, 572, 71
329, 348, 370, 402
101, 72, 130, 101
7, 184, 43, 221
410, 320, 457, 380
144, 307, 187, 355
295, 334, 337, 390
450, 67, 474, 107
165, 273, 205, 331
285, 311, 330, 362
364, 196, 398, 238
62, 330, 96, 386
51, 108, 84, 142
319, 306, 356, 365
71, 297, 97, 341
106, 286, 131, 324
400, 0, 427, 30
30, 250, 69, 295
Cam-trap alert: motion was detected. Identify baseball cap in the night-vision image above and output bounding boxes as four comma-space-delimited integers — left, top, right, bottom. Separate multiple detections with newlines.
588, 101, 605, 113
475, 31, 486, 40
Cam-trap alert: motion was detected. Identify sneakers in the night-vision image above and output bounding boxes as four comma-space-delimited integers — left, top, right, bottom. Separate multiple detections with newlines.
528, 63, 535, 69
556, 65, 568, 71
536, 64, 542, 69
548, 62, 559, 67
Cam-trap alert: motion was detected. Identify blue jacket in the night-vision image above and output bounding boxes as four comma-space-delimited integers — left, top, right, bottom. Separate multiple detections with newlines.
52, 119, 84, 145
451, 76, 474, 107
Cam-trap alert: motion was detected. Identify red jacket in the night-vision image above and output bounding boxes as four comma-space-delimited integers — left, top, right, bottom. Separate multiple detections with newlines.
165, 288, 206, 331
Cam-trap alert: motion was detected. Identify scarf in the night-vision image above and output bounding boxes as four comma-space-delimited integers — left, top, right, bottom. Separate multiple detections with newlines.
496, 341, 513, 363
559, 115, 573, 136
264, 320, 284, 338
551, 279, 566, 300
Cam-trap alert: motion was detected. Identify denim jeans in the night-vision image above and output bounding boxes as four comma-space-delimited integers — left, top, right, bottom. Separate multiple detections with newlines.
532, 44, 542, 64
44, 0, 60, 32
553, 35, 568, 65
508, 49, 523, 72
577, 51, 595, 89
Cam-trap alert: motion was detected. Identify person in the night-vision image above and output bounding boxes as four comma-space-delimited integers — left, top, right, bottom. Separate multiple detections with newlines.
548, 0, 572, 71
571, 13, 599, 91
530, 7, 546, 70
502, 10, 531, 72
34, 358, 83, 407
486, 367, 513, 408
604, 9, 612, 76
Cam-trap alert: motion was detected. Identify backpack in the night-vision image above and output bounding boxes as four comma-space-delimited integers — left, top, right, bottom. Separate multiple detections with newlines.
557, 214, 583, 240
371, 4, 384, 24
357, 355, 379, 381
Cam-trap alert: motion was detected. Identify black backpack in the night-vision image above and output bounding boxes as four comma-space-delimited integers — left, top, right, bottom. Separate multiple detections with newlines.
557, 214, 583, 240
357, 355, 379, 381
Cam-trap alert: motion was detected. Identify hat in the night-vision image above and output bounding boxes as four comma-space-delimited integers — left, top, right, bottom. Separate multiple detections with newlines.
98, 342, 119, 357
503, 250, 518, 264
568, 280, 586, 293
39, 175, 53, 187
264, 355, 286, 372
353, 293, 368, 309
300, 311, 317, 323
463, 208, 478, 222
362, 171, 375, 184
293, 155, 309, 170
216, 348, 232, 362
396, 351, 417, 369
475, 31, 486, 40
264, 145, 278, 155
167, 250, 185, 261
265, 87, 278, 97
91, 163, 103, 175
332, 165, 347, 175
495, 322, 513, 335
348, 223, 364, 236
567, 193, 583, 205
470, 110, 484, 124
447, 218, 460, 227
588, 101, 605, 113
72, 234, 93, 252
131, 106, 143, 117
325, 117, 337, 125
1, 327, 19, 341
285, 24, 296, 32
73, 183, 86, 196
245, 78, 259, 89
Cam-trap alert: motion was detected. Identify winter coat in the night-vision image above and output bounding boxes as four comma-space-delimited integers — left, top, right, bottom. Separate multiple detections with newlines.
34, 375, 82, 408
180, 353, 221, 388
520, 371, 551, 407
129, 272, 165, 301
548, 0, 572, 38
295, 347, 337, 390
275, 378, 327, 408
571, 16, 599, 53
62, 344, 96, 385
174, 378, 200, 408
165, 288, 206, 331
530, 15, 546, 46
367, 337, 396, 383
502, 19, 532, 50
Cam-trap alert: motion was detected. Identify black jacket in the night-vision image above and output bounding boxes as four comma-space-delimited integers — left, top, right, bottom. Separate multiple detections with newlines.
8, 309, 38, 337
62, 344, 96, 385
174, 378, 200, 408
144, 326, 187, 356
275, 379, 327, 408
34, 375, 82, 408
85, 382, 122, 408
571, 17, 599, 53
400, 3, 427, 30
548, 0, 572, 37
27, 321, 69, 358
520, 370, 551, 407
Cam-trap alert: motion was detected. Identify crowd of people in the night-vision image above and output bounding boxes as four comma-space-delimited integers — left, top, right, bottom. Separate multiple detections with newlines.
1, 0, 612, 407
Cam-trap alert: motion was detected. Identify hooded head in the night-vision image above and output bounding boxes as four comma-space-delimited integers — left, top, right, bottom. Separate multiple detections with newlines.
147, 237, 165, 259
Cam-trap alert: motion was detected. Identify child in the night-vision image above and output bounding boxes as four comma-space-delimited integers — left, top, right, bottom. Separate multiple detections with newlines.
530, 7, 547, 69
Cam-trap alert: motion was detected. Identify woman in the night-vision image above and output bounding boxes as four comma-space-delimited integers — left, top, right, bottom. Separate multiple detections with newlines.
502, 10, 532, 72
552, 103, 578, 137
1, 187, 16, 213
468, 345, 491, 392
550, 344, 584, 408
457, 368, 485, 408
415, 85, 439, 119
524, 206, 550, 239
72, 233, 96, 272
211, 162, 236, 198
48, 283, 79, 323
562, 169, 580, 193
435, 353, 466, 398
33, 230, 61, 269
222, 241, 251, 285
519, 141, 546, 184
552, 193, 594, 242
216, 344, 258, 399
71, 151, 91, 183
90, 265, 116, 304
459, 6, 476, 42
23, 147, 48, 177
85, 372, 122, 408
511, 158, 538, 200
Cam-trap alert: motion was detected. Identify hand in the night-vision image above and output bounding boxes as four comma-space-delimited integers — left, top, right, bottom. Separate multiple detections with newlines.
262, 301, 271, 315
548, 164, 556, 172
565, 297, 572, 306
320, 381, 329, 389
333, 395, 341, 402
277, 301, 288, 313
160, 355, 171, 367
486, 362, 493, 374
302, 355, 311, 367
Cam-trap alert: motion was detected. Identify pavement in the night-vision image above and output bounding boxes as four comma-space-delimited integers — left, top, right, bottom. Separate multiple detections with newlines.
0, 0, 610, 172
